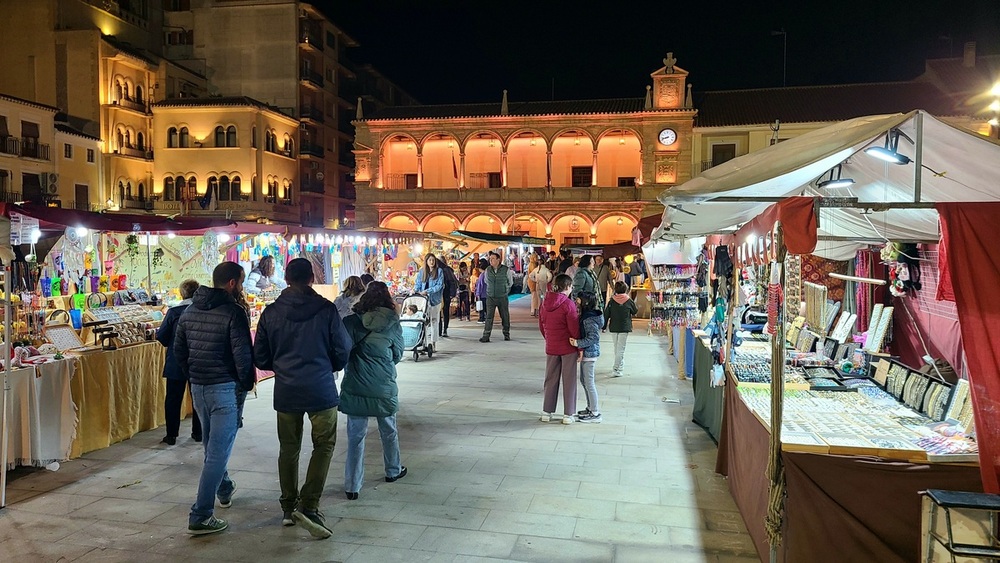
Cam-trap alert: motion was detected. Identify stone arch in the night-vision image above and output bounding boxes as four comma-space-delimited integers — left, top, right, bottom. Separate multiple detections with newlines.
593, 212, 639, 244
503, 128, 548, 151
595, 127, 644, 151
506, 211, 547, 237
419, 211, 461, 233
419, 131, 463, 189
549, 127, 597, 148
460, 130, 504, 152
378, 132, 419, 153
461, 211, 505, 233
418, 130, 461, 151
380, 211, 419, 230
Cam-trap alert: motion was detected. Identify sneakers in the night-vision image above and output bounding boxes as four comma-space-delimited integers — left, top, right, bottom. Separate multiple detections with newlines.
479, 336, 490, 343
188, 516, 228, 536
503, 334, 510, 341
476, 319, 485, 324
292, 509, 332, 539
218, 481, 236, 508
191, 433, 203, 442
281, 511, 295, 526
578, 411, 603, 423
161, 436, 176, 446
539, 412, 552, 423
562, 414, 575, 425
385, 466, 408, 483
345, 491, 359, 501
612, 371, 623, 378
577, 408, 592, 416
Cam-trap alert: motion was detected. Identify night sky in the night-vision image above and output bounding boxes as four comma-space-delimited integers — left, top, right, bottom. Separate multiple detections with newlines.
318, 0, 1000, 105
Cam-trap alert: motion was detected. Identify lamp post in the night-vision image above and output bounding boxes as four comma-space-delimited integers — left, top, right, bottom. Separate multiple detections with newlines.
989, 82, 1000, 139
771, 29, 787, 87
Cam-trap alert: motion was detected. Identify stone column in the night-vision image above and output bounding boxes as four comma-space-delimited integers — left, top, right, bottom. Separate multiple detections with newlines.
459, 153, 466, 188
546, 151, 553, 188
501, 150, 508, 188
377, 152, 385, 189
591, 150, 598, 186
416, 152, 423, 188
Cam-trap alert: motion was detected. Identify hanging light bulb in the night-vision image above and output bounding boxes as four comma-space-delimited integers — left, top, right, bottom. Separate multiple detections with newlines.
574, 134, 581, 146
619, 131, 626, 145
530, 135, 536, 146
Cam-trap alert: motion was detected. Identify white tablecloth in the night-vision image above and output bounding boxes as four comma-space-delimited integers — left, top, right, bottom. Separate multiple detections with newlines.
2, 360, 77, 469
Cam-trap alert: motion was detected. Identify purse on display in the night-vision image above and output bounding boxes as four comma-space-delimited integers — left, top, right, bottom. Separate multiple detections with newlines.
87, 292, 109, 309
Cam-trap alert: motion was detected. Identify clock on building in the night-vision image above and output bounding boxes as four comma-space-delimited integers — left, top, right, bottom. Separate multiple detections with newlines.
658, 128, 677, 146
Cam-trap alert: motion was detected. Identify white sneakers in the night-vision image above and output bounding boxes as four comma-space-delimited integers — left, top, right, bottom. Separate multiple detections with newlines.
539, 412, 552, 423
540, 412, 575, 424
562, 414, 574, 425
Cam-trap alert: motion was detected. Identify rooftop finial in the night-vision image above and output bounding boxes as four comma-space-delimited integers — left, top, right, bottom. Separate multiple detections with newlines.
663, 52, 677, 74
644, 85, 652, 110
356, 97, 363, 120
685, 84, 693, 108
501, 89, 509, 115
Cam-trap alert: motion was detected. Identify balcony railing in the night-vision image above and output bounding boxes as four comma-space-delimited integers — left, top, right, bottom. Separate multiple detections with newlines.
299, 28, 323, 51
0, 191, 23, 203
300, 180, 325, 194
358, 184, 665, 205
20, 139, 50, 161
699, 159, 716, 173
0, 137, 18, 156
300, 106, 324, 123
122, 199, 154, 211
113, 97, 149, 114
300, 68, 324, 88
115, 146, 154, 159
300, 142, 324, 157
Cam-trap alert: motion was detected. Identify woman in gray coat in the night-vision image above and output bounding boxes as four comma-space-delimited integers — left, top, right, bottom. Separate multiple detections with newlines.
572, 255, 598, 300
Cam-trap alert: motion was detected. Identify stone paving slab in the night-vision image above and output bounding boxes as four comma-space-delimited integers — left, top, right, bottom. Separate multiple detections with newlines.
0, 296, 754, 561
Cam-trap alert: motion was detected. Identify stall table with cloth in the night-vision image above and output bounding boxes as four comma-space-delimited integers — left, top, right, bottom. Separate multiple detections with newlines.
1, 361, 76, 468
691, 332, 723, 442
715, 372, 982, 562
68, 343, 188, 457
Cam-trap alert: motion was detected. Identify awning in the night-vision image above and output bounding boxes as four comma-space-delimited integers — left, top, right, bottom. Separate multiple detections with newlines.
451, 230, 555, 246
8, 203, 236, 233
20, 121, 39, 138
654, 110, 1000, 258
0, 116, 8, 137
561, 241, 645, 257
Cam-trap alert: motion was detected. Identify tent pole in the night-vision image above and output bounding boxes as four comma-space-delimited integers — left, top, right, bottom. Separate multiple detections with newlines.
914, 111, 924, 203
145, 232, 153, 293
767, 223, 788, 562
1, 264, 11, 508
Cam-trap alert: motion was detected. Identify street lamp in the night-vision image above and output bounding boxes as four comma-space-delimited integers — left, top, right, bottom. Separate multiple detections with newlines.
990, 82, 1000, 139
771, 29, 787, 87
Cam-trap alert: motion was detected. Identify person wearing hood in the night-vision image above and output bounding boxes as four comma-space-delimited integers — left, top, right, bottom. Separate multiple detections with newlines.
158, 279, 202, 446
604, 281, 638, 377
413, 253, 444, 350
174, 262, 255, 536
339, 281, 407, 500
245, 255, 287, 294
570, 291, 604, 423
253, 258, 353, 539
538, 274, 581, 424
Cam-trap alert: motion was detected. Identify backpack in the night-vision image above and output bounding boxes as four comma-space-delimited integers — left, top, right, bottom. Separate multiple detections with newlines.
442, 266, 459, 298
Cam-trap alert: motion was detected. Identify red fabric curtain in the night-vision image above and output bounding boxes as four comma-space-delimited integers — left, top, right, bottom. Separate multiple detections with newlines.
937, 202, 1000, 493
733, 196, 818, 255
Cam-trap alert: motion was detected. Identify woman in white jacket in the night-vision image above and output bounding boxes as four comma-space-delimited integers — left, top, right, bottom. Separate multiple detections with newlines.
528, 257, 552, 318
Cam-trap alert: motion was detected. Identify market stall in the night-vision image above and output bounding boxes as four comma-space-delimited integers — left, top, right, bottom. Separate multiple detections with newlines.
450, 231, 555, 293
653, 110, 1000, 561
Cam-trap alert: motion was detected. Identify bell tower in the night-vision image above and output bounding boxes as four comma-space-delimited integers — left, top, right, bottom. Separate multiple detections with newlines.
650, 52, 691, 109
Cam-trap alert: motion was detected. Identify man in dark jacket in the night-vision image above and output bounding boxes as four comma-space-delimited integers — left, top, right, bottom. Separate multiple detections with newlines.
175, 261, 254, 536
479, 252, 514, 343
253, 258, 352, 539
558, 249, 574, 274
158, 279, 202, 446
437, 256, 458, 338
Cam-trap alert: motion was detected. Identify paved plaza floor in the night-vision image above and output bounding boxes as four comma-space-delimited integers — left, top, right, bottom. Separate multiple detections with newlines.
0, 296, 756, 562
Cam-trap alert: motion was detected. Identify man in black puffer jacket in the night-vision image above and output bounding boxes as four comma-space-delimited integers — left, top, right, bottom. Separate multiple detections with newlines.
253, 258, 352, 538
175, 261, 254, 536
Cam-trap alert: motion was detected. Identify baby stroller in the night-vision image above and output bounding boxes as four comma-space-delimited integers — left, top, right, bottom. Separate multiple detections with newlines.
399, 294, 434, 361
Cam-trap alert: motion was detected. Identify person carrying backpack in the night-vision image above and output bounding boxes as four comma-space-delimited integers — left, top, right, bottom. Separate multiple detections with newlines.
604, 281, 638, 377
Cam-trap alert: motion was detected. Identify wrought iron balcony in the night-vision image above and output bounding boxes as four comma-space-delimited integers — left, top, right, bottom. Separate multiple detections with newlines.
300, 68, 324, 88
115, 146, 154, 160
300, 142, 324, 158
114, 97, 149, 114
20, 139, 50, 161
300, 106, 324, 123
0, 136, 18, 156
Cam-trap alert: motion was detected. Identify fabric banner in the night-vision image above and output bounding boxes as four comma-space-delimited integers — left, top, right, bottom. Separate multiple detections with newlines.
733, 197, 818, 256
936, 202, 1000, 493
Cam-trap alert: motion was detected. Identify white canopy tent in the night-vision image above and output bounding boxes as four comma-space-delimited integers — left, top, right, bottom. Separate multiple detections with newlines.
653, 110, 1000, 259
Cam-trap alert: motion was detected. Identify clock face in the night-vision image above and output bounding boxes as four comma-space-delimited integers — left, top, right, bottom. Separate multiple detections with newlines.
658, 128, 677, 146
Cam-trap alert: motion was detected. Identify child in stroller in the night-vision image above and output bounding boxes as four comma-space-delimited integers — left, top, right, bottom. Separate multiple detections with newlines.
399, 294, 434, 361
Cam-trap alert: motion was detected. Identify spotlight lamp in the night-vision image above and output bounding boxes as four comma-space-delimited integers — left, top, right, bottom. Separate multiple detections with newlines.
864, 129, 912, 165
817, 164, 855, 189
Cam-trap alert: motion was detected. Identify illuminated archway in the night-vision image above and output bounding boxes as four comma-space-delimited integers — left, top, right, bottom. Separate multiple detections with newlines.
463, 131, 503, 189
506, 212, 546, 238
421, 212, 459, 234
419, 132, 462, 189
380, 134, 419, 190
381, 212, 418, 231
593, 213, 638, 244
505, 130, 548, 188
595, 129, 642, 187
551, 129, 595, 188
463, 213, 503, 234
550, 213, 593, 247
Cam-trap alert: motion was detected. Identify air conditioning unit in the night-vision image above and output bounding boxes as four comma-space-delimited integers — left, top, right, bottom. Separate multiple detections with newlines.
310, 162, 319, 170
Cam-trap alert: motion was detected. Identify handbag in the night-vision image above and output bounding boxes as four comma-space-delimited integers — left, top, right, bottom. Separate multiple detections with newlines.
475, 300, 483, 312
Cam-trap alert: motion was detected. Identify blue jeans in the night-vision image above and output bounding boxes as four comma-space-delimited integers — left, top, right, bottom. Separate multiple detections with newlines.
344, 414, 401, 494
189, 382, 239, 525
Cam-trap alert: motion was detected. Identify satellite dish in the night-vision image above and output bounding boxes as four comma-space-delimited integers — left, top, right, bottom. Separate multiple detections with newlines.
315, 172, 325, 181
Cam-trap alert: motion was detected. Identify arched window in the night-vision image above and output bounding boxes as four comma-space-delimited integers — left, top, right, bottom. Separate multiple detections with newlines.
218, 176, 230, 201
264, 130, 273, 152
251, 175, 257, 201
164, 177, 174, 201
284, 135, 294, 156
118, 181, 125, 203
214, 126, 225, 147
251, 126, 257, 148
138, 182, 146, 201
116, 128, 124, 150
123, 82, 130, 101
231, 176, 242, 200
124, 130, 132, 148
135, 85, 144, 104
186, 176, 197, 201
167, 127, 178, 148
114, 80, 123, 102
125, 181, 133, 201
175, 176, 185, 201
179, 127, 189, 148
271, 130, 278, 152
137, 132, 145, 151
226, 125, 237, 147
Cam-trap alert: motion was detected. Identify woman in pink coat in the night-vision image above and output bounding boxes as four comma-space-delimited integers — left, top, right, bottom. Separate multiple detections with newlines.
538, 273, 581, 424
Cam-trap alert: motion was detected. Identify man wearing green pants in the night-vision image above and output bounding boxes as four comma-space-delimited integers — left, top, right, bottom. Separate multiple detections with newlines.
480, 252, 514, 342
253, 258, 352, 539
